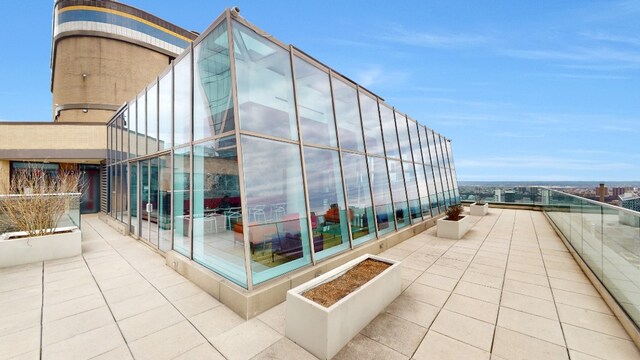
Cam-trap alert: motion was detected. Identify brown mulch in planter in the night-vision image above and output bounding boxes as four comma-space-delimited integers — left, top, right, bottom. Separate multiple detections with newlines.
302, 258, 391, 308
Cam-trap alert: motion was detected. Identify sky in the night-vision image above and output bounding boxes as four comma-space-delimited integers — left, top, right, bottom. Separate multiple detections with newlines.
0, 1, 638, 181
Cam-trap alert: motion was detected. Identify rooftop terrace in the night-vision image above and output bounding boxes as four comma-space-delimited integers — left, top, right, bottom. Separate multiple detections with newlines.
1, 208, 639, 359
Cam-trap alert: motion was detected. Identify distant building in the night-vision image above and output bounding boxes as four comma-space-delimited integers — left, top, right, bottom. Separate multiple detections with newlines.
619, 193, 640, 212
612, 187, 626, 197
504, 190, 515, 203
494, 189, 502, 202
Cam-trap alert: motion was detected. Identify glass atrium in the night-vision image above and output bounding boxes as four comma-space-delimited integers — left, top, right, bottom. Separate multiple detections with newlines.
105, 10, 460, 289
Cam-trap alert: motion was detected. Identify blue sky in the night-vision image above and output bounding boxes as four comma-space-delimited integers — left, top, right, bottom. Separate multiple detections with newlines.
0, 1, 638, 181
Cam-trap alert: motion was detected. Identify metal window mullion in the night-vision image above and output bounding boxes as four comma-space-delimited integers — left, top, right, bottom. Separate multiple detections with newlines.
444, 139, 457, 203
328, 69, 354, 249
393, 109, 411, 223
432, 131, 446, 210
376, 100, 398, 231
170, 62, 175, 249
404, 116, 422, 221
424, 128, 439, 213
438, 134, 451, 207
289, 47, 317, 265
155, 77, 160, 153
227, 13, 253, 290
356, 85, 378, 239
188, 43, 195, 260
415, 125, 433, 218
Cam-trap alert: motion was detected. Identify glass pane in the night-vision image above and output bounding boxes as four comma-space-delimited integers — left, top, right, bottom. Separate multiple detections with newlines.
115, 164, 122, 221
234, 21, 297, 140
333, 77, 364, 152
109, 166, 115, 214
425, 165, 440, 215
173, 147, 191, 257
369, 156, 395, 235
158, 70, 172, 150
396, 112, 412, 162
380, 104, 399, 158
122, 111, 128, 160
192, 137, 246, 287
360, 93, 384, 156
148, 159, 160, 247
122, 164, 128, 225
388, 160, 410, 228
421, 127, 432, 167
147, 84, 158, 153
294, 56, 337, 147
415, 163, 431, 218
342, 152, 375, 244
304, 147, 350, 260
174, 53, 192, 146
158, 154, 172, 252
408, 119, 422, 163
404, 163, 422, 222
129, 101, 137, 158
137, 93, 147, 156
130, 163, 138, 234
194, 21, 233, 140
240, 135, 310, 285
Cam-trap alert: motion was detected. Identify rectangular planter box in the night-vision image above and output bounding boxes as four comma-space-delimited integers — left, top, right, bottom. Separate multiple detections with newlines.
286, 253, 401, 360
470, 202, 489, 216
437, 215, 471, 239
0, 228, 81, 268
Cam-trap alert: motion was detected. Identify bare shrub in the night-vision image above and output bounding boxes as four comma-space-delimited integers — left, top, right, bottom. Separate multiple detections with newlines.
445, 204, 464, 221
0, 167, 83, 237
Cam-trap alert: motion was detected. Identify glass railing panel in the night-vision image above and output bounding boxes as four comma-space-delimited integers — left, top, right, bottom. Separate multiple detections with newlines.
581, 199, 603, 280
569, 195, 583, 254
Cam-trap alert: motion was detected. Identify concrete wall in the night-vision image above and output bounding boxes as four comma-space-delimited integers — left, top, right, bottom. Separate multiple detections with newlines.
0, 160, 9, 193
52, 36, 171, 123
0, 123, 106, 151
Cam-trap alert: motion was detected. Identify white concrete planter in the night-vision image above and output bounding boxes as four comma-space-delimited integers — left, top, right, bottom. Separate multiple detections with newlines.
0, 227, 81, 268
286, 254, 401, 360
470, 202, 489, 216
437, 215, 471, 239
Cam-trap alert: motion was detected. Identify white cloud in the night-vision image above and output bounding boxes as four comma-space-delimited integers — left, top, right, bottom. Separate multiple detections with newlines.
378, 25, 490, 48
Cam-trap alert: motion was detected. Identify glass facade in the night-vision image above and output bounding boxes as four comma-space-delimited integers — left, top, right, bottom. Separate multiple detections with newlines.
105, 13, 459, 289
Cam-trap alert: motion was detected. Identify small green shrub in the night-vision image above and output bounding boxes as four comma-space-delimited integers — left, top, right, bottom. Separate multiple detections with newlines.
445, 204, 464, 221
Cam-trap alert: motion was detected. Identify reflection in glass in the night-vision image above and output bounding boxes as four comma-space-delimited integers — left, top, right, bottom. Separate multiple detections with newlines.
360, 93, 384, 156
415, 163, 431, 218
404, 163, 422, 222
396, 112, 412, 162
333, 77, 365, 152
388, 160, 410, 228
192, 138, 245, 286
147, 84, 158, 153
380, 104, 399, 158
174, 53, 191, 146
194, 21, 233, 140
294, 56, 337, 147
342, 152, 376, 245
240, 135, 310, 285
304, 147, 350, 259
129, 101, 137, 158
408, 119, 422, 162
369, 157, 395, 235
173, 147, 191, 257
158, 154, 172, 252
130, 162, 138, 234
158, 70, 172, 150
137, 93, 146, 156
233, 21, 297, 140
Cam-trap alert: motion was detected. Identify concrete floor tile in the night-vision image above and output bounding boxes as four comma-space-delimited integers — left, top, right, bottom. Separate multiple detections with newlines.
159, 280, 203, 302
42, 323, 125, 360
552, 289, 612, 314
503, 279, 553, 301
42, 292, 105, 323
444, 293, 498, 324
173, 291, 221, 318
333, 333, 408, 360
556, 303, 629, 339
400, 266, 424, 282
413, 330, 490, 360
212, 318, 282, 360
109, 290, 168, 321
500, 291, 558, 320
461, 271, 504, 289
91, 345, 133, 360
128, 321, 206, 360
118, 303, 184, 342
251, 337, 316, 360
415, 272, 459, 291
147, 271, 188, 290
0, 325, 40, 359
454, 281, 501, 304
94, 272, 147, 291
190, 305, 244, 340
42, 306, 114, 346
563, 324, 640, 360
404, 283, 451, 307
431, 309, 495, 351
467, 263, 505, 277
492, 326, 568, 360
386, 294, 440, 328
101, 281, 156, 304
0, 308, 40, 338
504, 268, 549, 287
497, 307, 565, 346
361, 313, 427, 356
426, 264, 464, 279
568, 349, 604, 360
44, 282, 100, 305
172, 343, 225, 360
548, 277, 600, 297
0, 274, 41, 293
256, 302, 286, 335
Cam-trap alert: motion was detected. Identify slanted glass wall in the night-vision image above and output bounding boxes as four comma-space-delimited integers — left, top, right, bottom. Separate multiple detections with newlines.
105, 11, 459, 290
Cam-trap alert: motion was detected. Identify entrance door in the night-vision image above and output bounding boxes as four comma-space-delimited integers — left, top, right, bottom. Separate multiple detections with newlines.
133, 155, 171, 251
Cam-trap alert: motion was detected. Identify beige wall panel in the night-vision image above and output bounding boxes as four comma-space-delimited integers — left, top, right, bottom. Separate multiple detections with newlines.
0, 124, 106, 150
0, 160, 10, 193
52, 37, 171, 122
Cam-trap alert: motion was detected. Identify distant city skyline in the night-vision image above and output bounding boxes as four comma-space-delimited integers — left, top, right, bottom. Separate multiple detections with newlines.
0, 0, 638, 181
